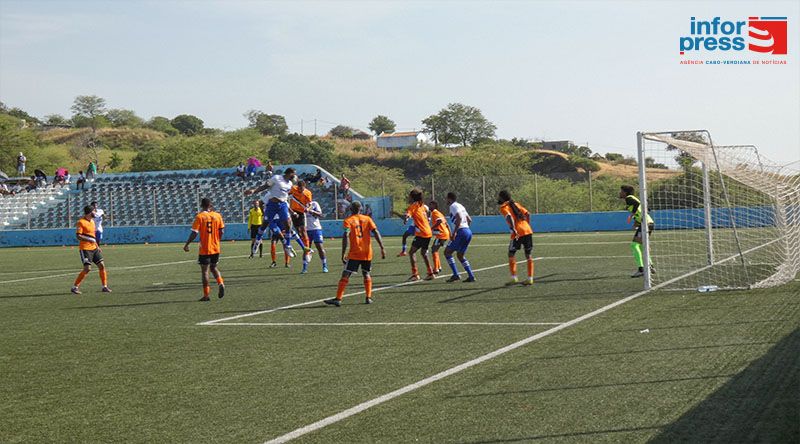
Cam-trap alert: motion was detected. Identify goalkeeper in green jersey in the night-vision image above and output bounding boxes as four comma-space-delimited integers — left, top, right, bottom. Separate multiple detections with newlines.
619, 185, 655, 278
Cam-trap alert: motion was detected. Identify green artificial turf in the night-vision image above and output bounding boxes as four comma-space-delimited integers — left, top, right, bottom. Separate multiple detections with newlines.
0, 232, 797, 443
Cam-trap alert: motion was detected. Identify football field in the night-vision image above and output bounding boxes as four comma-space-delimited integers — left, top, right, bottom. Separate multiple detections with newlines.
1, 232, 797, 443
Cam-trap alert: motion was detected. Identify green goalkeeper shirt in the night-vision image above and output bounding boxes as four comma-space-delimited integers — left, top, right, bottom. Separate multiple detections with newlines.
625, 195, 654, 225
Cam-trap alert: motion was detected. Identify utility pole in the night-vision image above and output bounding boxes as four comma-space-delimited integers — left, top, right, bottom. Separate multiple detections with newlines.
300, 119, 304, 135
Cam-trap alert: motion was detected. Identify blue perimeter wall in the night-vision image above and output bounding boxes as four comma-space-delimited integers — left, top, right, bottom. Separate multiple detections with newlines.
1, 211, 633, 247
0, 207, 777, 248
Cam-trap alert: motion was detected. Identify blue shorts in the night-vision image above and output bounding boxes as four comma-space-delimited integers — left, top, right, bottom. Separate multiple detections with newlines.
448, 228, 473, 253
96, 230, 103, 242
265, 201, 290, 226
405, 225, 416, 236
307, 229, 324, 244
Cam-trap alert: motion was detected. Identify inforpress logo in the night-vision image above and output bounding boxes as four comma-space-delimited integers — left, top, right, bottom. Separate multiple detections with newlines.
679, 16, 788, 55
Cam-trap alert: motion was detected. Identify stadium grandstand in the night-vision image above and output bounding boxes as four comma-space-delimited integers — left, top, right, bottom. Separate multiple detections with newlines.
0, 165, 380, 229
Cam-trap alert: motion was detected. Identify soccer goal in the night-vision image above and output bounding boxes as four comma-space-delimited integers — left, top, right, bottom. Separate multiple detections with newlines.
636, 130, 799, 291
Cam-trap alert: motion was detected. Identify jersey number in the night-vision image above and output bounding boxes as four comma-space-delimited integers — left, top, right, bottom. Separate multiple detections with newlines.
355, 224, 364, 238
206, 221, 213, 234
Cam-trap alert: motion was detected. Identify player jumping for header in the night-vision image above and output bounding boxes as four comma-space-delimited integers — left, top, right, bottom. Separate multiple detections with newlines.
498, 190, 534, 285
324, 201, 386, 306
244, 167, 310, 258
619, 185, 655, 278
183, 198, 225, 301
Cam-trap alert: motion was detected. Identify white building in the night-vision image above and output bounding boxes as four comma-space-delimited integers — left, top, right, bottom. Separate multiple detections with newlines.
376, 131, 429, 149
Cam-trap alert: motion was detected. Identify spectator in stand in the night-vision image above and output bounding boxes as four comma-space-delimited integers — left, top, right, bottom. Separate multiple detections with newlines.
265, 160, 274, 178
321, 176, 332, 191
0, 183, 11, 196
337, 199, 349, 219
17, 152, 26, 176
235, 163, 245, 180
25, 176, 37, 192
34, 169, 47, 187
54, 168, 67, 186
87, 161, 97, 180
340, 174, 350, 198
246, 157, 261, 177
76, 171, 87, 190
64, 171, 72, 184
309, 168, 323, 186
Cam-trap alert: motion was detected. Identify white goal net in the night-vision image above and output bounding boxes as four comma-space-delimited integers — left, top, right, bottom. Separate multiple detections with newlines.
637, 130, 799, 291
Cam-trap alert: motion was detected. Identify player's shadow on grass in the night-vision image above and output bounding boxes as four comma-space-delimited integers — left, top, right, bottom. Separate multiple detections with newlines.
65, 300, 196, 310
0, 292, 69, 299
533, 274, 611, 284
652, 328, 800, 443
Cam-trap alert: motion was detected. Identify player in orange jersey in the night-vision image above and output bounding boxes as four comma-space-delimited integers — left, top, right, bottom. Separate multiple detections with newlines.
183, 198, 226, 301
403, 188, 435, 281
71, 205, 111, 294
289, 179, 313, 250
498, 190, 534, 285
324, 201, 386, 306
428, 200, 450, 275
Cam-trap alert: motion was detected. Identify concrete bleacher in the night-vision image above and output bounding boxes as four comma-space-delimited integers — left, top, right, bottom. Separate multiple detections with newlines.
0, 185, 70, 229
3, 164, 380, 230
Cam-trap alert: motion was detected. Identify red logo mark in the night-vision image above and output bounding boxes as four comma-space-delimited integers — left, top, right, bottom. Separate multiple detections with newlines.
749, 18, 787, 54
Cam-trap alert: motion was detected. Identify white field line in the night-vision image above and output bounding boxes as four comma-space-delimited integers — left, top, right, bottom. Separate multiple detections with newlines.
0, 254, 249, 284
212, 322, 562, 327
260, 241, 779, 444
0, 268, 76, 275
197, 258, 544, 326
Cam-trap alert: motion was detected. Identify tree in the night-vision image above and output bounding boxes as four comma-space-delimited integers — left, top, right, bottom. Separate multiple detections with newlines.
605, 153, 624, 162
329, 125, 355, 138
146, 116, 179, 136
170, 114, 204, 136
368, 115, 395, 136
71, 95, 107, 131
423, 103, 496, 147
244, 110, 288, 136
43, 114, 70, 126
568, 155, 601, 175
421, 114, 449, 146
108, 151, 123, 170
105, 109, 143, 128
5, 107, 41, 125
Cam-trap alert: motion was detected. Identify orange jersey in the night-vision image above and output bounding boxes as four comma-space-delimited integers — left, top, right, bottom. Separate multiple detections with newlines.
76, 217, 97, 251
191, 211, 225, 255
430, 209, 450, 240
500, 201, 533, 236
289, 186, 312, 213
405, 201, 432, 238
343, 214, 378, 261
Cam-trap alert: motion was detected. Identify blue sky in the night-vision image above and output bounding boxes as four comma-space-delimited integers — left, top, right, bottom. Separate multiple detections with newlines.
1, 0, 798, 163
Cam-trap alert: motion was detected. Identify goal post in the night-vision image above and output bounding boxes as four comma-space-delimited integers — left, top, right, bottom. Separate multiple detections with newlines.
636, 130, 800, 291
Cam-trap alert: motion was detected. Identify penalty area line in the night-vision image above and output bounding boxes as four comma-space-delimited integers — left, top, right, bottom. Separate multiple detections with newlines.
197, 257, 544, 326
210, 321, 563, 327
260, 239, 782, 443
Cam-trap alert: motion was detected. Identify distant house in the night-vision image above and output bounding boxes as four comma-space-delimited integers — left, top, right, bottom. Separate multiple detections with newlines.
376, 131, 429, 149
542, 140, 575, 152
352, 130, 372, 140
